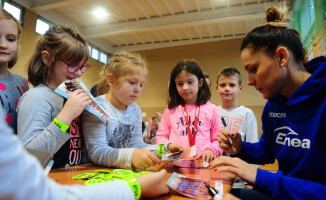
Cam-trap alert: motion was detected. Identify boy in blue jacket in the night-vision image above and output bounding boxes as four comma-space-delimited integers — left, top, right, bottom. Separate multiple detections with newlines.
210, 5, 326, 200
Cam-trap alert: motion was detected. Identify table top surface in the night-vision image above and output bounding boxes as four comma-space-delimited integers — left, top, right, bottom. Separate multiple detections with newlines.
48, 162, 235, 200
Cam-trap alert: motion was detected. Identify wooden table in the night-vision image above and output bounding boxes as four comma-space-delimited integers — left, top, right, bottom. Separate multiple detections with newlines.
49, 162, 235, 199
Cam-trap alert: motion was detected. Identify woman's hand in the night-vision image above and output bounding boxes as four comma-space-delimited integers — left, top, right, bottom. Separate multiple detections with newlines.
167, 143, 185, 153
209, 156, 257, 185
132, 149, 161, 170
57, 89, 92, 125
136, 169, 169, 198
195, 149, 216, 162
218, 128, 243, 155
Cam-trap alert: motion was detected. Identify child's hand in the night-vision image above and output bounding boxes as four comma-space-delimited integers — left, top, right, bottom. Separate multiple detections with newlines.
167, 143, 185, 153
135, 169, 169, 198
195, 149, 216, 162
132, 149, 161, 170
57, 89, 92, 125
218, 129, 242, 155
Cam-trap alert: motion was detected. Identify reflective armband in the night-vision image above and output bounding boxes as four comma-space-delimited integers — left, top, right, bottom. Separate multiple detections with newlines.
126, 178, 141, 200
157, 144, 165, 157
53, 118, 69, 133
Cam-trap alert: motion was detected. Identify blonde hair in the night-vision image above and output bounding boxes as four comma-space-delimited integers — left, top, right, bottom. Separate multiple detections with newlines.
97, 52, 148, 96
28, 25, 89, 86
0, 8, 21, 68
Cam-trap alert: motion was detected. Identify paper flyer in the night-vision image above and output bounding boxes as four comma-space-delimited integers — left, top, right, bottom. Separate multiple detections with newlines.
55, 78, 109, 121
161, 145, 196, 162
166, 172, 211, 199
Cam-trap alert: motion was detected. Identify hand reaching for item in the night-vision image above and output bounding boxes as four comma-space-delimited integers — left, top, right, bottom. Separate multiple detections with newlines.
136, 169, 170, 198
195, 149, 216, 162
132, 149, 161, 170
167, 143, 185, 153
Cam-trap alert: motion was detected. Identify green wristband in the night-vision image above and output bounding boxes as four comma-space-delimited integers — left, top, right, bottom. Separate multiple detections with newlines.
53, 118, 69, 133
158, 144, 165, 157
126, 178, 141, 200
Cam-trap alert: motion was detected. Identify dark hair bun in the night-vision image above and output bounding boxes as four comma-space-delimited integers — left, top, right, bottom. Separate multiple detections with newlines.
266, 6, 281, 22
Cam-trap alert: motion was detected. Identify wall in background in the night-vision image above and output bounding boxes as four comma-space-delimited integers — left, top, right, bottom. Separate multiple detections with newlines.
11, 7, 267, 138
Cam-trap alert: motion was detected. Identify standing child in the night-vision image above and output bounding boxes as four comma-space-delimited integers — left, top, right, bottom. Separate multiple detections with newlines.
210, 5, 326, 200
216, 67, 258, 143
156, 59, 223, 162
17, 25, 92, 168
216, 67, 259, 188
147, 115, 159, 144
0, 8, 29, 133
82, 52, 183, 170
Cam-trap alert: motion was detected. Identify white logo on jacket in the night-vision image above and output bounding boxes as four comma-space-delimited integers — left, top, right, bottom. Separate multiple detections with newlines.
269, 112, 286, 118
275, 126, 310, 149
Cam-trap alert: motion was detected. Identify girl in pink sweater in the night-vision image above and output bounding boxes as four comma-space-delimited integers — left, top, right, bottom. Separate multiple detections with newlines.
156, 59, 223, 162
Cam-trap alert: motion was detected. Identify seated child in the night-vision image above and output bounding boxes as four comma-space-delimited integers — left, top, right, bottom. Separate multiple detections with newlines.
82, 52, 183, 170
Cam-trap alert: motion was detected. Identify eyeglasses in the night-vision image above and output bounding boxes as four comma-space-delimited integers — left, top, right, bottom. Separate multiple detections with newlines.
61, 60, 91, 73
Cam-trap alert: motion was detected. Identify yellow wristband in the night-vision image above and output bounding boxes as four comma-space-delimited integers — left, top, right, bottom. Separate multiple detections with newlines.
53, 118, 69, 133
126, 178, 141, 200
158, 144, 165, 157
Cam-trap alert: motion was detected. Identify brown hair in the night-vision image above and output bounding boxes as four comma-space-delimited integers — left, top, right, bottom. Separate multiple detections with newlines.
168, 59, 210, 109
0, 8, 21, 68
152, 116, 158, 121
216, 67, 242, 85
28, 25, 89, 86
97, 51, 148, 96
203, 73, 211, 87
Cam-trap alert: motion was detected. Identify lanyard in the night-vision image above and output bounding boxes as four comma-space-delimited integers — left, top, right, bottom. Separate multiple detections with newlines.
182, 105, 200, 146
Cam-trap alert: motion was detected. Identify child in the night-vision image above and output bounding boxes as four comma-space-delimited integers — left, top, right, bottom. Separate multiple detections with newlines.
210, 5, 326, 200
0, 106, 169, 199
147, 115, 159, 144
17, 25, 92, 169
82, 52, 183, 170
216, 67, 259, 188
0, 8, 29, 133
203, 73, 211, 88
216, 67, 258, 143
156, 59, 223, 162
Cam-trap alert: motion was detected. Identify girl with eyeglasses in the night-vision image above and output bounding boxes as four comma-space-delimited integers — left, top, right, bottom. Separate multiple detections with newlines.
17, 25, 92, 169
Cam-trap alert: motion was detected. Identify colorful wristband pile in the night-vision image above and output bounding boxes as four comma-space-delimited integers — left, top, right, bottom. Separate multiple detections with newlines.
157, 144, 165, 157
53, 117, 69, 133
126, 178, 141, 200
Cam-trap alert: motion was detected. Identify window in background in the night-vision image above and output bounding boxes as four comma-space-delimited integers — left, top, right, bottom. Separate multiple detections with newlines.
36, 18, 50, 35
100, 51, 108, 64
3, 1, 24, 24
89, 43, 109, 64
91, 47, 99, 60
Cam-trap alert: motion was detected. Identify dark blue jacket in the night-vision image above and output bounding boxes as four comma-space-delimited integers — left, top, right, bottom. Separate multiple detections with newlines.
239, 56, 326, 199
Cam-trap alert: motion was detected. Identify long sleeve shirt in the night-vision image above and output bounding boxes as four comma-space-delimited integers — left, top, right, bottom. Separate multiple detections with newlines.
82, 95, 159, 169
0, 71, 29, 133
156, 102, 223, 156
0, 106, 134, 200
17, 84, 87, 168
